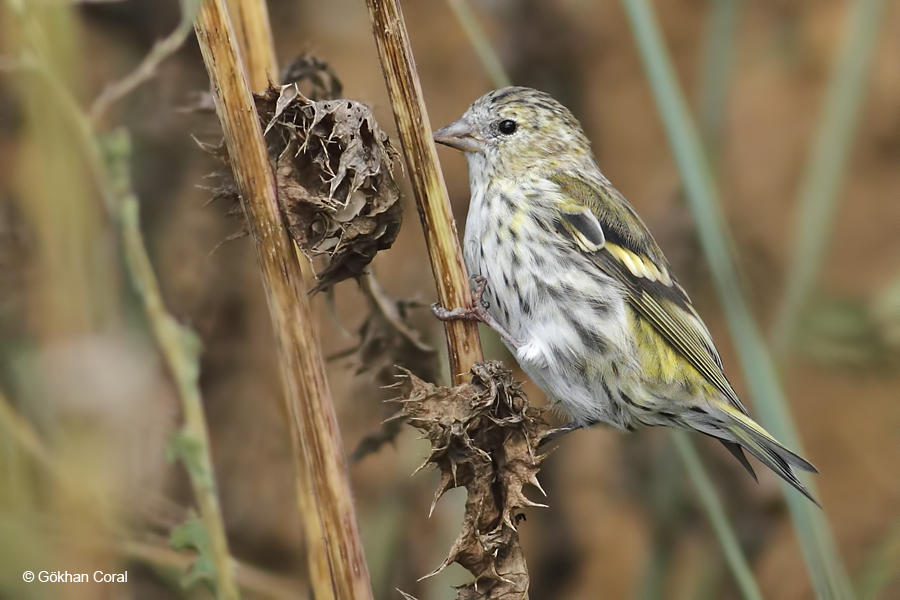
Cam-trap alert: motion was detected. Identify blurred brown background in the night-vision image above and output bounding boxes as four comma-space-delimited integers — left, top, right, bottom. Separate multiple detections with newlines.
1, 0, 899, 598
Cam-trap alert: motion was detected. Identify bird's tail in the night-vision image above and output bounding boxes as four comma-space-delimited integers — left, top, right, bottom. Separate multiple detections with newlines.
716, 405, 820, 506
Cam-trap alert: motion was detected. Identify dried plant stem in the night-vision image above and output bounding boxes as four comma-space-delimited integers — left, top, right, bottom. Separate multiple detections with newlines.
89, 0, 201, 121
365, 0, 484, 383
223, 0, 278, 91
212, 6, 335, 597
193, 2, 373, 598
289, 427, 336, 600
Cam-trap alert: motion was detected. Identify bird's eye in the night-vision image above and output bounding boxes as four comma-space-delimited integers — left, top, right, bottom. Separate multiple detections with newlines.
498, 119, 517, 135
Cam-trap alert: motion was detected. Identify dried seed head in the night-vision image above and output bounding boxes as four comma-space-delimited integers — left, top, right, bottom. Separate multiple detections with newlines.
395, 361, 553, 599
258, 84, 402, 292
206, 56, 402, 292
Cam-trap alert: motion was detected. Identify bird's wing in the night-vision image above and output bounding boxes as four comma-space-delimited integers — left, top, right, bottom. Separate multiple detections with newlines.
551, 173, 748, 415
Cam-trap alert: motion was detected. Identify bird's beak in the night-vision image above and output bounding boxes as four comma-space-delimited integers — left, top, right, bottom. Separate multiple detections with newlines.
433, 118, 484, 153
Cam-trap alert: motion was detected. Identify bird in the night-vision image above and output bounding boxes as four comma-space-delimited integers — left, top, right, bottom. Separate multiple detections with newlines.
431, 86, 818, 504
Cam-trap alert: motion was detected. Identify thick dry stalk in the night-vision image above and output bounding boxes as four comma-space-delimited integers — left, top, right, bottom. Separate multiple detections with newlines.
223, 0, 278, 91
289, 425, 336, 600
365, 0, 484, 383
215, 6, 336, 597
193, 3, 374, 599
364, 3, 538, 599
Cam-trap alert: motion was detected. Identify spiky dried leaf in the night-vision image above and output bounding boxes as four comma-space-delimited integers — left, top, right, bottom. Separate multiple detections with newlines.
346, 273, 439, 463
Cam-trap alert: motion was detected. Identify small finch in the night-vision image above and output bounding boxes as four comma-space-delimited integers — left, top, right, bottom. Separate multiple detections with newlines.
433, 86, 818, 503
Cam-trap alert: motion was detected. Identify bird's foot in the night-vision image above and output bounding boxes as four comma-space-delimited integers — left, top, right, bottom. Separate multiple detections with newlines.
431, 276, 522, 348
431, 276, 492, 322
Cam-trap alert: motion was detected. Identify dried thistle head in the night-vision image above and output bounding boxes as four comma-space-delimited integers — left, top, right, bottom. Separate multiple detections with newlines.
205, 56, 402, 292
395, 361, 554, 599
257, 84, 402, 292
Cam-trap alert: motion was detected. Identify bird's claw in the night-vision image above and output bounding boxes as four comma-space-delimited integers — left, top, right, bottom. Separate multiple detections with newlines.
430, 276, 522, 349
470, 275, 489, 307
539, 421, 585, 448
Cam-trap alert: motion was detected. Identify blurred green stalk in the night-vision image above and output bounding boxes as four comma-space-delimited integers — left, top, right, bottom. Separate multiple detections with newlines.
619, 0, 855, 597
673, 433, 763, 600
641, 4, 744, 590
855, 518, 900, 600
5, 4, 240, 597
698, 0, 740, 159
108, 131, 240, 600
0, 389, 58, 481
446, 0, 511, 89
637, 435, 692, 600
770, 0, 890, 358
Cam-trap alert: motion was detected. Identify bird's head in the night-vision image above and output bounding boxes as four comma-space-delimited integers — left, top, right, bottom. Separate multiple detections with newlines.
434, 86, 595, 180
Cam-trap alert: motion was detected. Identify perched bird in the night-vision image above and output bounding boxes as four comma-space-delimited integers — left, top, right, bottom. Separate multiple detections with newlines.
433, 86, 818, 503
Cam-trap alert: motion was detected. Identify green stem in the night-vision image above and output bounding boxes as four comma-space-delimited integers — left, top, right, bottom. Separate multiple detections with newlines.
698, 0, 740, 159
446, 0, 511, 88
673, 433, 763, 600
854, 517, 900, 600
110, 133, 240, 600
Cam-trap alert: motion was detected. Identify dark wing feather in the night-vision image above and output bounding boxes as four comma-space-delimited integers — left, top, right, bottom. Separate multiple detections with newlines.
551, 173, 748, 415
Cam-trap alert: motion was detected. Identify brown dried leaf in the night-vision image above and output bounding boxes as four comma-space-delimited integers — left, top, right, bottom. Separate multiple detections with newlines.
356, 274, 436, 379
345, 274, 439, 463
396, 361, 554, 600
